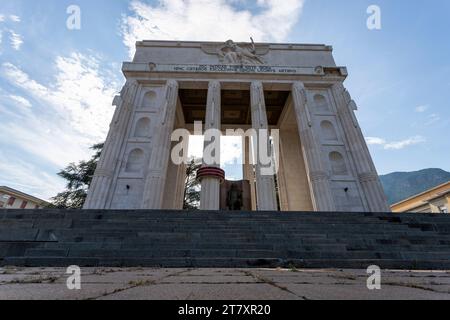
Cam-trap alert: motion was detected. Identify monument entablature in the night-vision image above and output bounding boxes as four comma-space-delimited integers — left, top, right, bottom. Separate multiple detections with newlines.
84, 39, 389, 213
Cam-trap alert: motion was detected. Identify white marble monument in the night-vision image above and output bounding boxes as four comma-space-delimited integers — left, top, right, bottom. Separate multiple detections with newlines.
84, 39, 390, 212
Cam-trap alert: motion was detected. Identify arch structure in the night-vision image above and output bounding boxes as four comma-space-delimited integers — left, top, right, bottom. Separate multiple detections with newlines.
84, 40, 390, 213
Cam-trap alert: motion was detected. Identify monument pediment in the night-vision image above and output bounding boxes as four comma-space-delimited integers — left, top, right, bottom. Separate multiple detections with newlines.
132, 40, 337, 68
201, 39, 269, 65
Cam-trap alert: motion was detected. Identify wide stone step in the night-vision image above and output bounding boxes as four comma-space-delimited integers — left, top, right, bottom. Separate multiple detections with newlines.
46, 242, 352, 251
1, 256, 284, 268
4, 256, 450, 270
21, 246, 450, 261
2, 209, 448, 220
80, 223, 414, 231
1, 209, 450, 269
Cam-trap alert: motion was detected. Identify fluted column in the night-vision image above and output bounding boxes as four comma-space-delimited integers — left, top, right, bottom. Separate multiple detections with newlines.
250, 81, 278, 211
291, 82, 335, 211
84, 80, 139, 209
141, 80, 179, 209
199, 81, 223, 210
332, 83, 390, 212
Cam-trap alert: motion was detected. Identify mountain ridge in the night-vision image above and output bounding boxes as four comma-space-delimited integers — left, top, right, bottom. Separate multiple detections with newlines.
379, 168, 450, 205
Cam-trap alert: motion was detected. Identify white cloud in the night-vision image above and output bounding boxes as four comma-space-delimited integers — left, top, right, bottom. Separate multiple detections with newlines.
2, 54, 120, 142
9, 30, 23, 50
366, 135, 426, 150
424, 113, 441, 126
9, 15, 21, 23
2, 62, 49, 97
8, 95, 31, 108
415, 105, 429, 113
188, 135, 242, 166
384, 136, 426, 150
365, 137, 386, 145
121, 0, 305, 58
0, 53, 119, 199
0, 150, 65, 201
0, 29, 24, 51
0, 15, 23, 50
0, 106, 93, 168
221, 136, 242, 165
0, 53, 120, 169
413, 105, 441, 126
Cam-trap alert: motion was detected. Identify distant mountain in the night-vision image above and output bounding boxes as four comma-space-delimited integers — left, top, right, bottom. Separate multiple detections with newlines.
380, 168, 450, 205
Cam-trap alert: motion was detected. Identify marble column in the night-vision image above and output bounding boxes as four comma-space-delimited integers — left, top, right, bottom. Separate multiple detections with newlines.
141, 80, 179, 209
84, 80, 139, 209
199, 81, 223, 210
291, 81, 336, 212
332, 83, 391, 212
250, 81, 278, 211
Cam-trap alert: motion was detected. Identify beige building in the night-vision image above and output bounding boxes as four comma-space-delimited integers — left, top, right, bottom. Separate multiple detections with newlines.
84, 39, 390, 212
391, 181, 450, 214
0, 186, 49, 209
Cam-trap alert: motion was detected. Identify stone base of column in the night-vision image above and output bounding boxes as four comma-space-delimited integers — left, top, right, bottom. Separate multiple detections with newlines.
359, 173, 391, 212
256, 175, 278, 211
309, 171, 336, 212
142, 174, 166, 209
197, 166, 225, 211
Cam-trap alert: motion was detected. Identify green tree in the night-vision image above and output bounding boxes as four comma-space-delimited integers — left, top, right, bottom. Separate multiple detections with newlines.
52, 143, 202, 210
183, 158, 202, 210
51, 143, 103, 209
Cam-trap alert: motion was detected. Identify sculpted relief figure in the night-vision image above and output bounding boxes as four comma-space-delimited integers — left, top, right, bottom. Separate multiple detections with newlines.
218, 38, 265, 65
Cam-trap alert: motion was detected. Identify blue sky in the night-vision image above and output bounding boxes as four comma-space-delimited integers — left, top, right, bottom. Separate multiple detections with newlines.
0, 0, 449, 200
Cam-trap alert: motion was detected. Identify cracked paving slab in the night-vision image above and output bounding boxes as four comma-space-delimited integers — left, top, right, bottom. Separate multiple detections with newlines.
0, 267, 449, 300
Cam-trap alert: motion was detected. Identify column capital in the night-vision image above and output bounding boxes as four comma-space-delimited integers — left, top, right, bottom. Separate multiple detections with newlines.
166, 79, 179, 88
291, 81, 311, 127
309, 171, 330, 182
292, 81, 307, 101
93, 169, 114, 178
292, 81, 306, 91
205, 78, 221, 130
208, 80, 221, 90
358, 172, 379, 183
250, 80, 263, 91
250, 80, 267, 128
161, 80, 179, 125
120, 79, 139, 107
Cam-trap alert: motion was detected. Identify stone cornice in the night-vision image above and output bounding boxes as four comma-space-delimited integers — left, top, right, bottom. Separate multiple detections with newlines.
136, 40, 333, 52
122, 62, 348, 79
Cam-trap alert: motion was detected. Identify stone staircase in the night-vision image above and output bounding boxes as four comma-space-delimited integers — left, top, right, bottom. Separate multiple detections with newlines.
1, 209, 450, 269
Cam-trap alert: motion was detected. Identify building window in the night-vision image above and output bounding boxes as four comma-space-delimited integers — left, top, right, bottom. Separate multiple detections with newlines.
20, 201, 28, 209
7, 197, 16, 206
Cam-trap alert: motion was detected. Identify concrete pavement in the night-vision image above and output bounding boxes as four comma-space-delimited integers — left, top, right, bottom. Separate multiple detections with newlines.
1, 267, 449, 300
